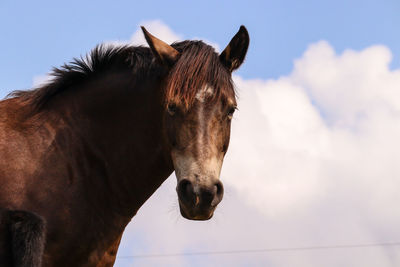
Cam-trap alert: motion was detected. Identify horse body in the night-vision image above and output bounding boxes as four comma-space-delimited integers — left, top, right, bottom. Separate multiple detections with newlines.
0, 26, 249, 266
0, 71, 173, 265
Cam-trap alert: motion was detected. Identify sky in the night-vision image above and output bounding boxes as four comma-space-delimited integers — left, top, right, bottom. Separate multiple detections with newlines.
1, 1, 400, 266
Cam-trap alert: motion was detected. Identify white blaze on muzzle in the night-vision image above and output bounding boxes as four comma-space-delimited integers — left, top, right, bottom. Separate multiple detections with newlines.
171, 152, 223, 185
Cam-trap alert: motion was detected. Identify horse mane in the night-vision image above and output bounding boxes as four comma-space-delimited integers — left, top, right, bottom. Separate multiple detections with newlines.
8, 40, 235, 112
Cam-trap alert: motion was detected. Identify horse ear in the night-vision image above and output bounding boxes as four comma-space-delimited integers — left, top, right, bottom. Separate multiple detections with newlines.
141, 26, 180, 67
220, 26, 249, 72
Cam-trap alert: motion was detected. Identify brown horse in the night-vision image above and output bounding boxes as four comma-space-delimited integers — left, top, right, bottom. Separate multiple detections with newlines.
0, 26, 249, 266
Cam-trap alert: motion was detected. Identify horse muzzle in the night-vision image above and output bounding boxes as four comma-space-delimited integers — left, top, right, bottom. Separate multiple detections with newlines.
176, 178, 224, 220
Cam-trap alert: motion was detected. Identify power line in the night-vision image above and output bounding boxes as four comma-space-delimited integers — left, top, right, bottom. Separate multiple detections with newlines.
117, 241, 400, 259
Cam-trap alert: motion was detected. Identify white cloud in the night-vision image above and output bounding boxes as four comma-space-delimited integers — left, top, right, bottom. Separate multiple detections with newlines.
129, 20, 220, 51
116, 31, 400, 266
291, 41, 400, 127
224, 41, 400, 220
32, 74, 53, 88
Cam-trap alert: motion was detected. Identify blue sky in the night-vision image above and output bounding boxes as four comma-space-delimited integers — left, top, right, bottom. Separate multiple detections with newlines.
1, 1, 400, 267
0, 0, 399, 92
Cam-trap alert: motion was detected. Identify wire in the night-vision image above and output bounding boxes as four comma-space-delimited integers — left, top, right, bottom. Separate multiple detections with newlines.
117, 241, 400, 259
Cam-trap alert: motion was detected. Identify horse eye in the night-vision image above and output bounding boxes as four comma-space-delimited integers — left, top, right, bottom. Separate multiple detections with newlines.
167, 104, 177, 115
227, 106, 236, 119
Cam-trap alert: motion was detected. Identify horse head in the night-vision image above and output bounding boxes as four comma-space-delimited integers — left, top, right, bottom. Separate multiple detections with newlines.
142, 26, 249, 220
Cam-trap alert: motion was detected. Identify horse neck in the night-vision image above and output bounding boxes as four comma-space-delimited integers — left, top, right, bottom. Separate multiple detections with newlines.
49, 69, 174, 218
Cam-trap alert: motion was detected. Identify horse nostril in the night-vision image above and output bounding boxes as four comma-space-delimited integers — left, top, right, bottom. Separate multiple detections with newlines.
177, 179, 194, 203
200, 188, 214, 205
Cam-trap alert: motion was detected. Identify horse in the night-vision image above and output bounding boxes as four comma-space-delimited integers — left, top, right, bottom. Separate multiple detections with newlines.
0, 26, 249, 266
